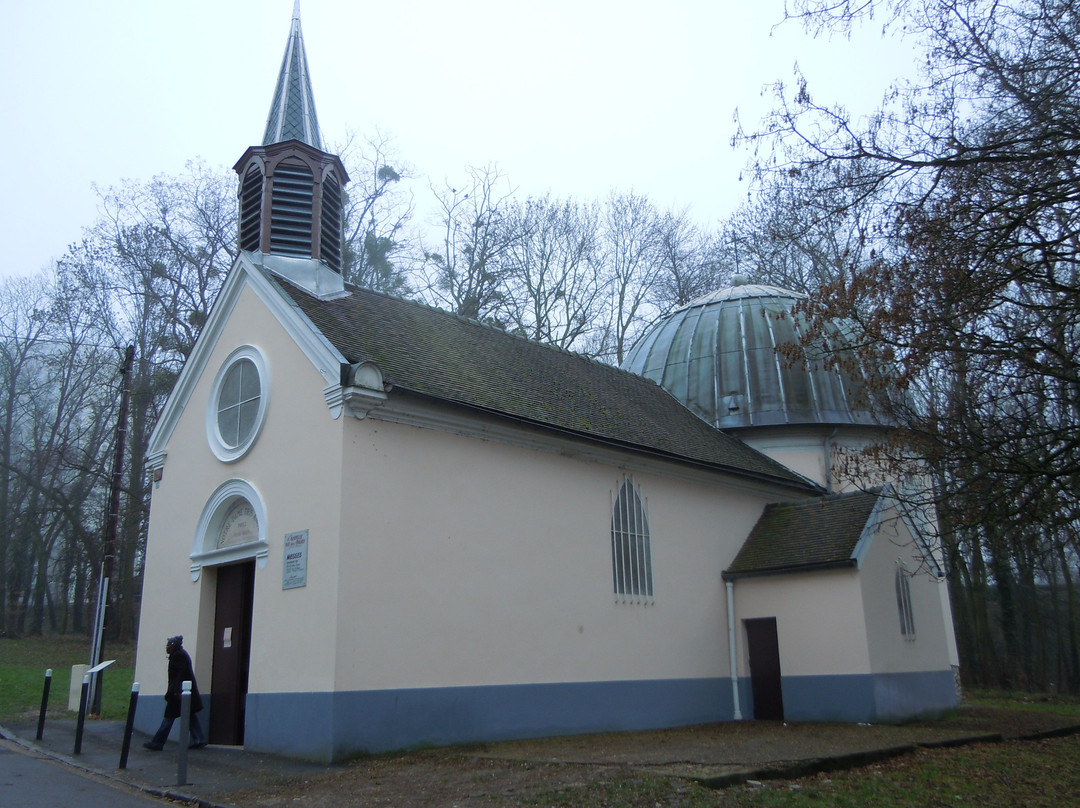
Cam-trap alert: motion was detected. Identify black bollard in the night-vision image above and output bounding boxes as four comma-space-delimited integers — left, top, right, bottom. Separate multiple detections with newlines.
118, 682, 139, 769
176, 680, 191, 786
73, 674, 89, 755
36, 669, 52, 740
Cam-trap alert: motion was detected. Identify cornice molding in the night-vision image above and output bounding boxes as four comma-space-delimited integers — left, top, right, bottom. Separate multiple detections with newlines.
338, 388, 819, 498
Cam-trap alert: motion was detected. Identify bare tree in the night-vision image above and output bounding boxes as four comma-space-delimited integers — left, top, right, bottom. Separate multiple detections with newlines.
724, 169, 874, 294
420, 165, 519, 322
595, 191, 665, 364
337, 129, 414, 296
0, 274, 52, 633
0, 270, 115, 635
52, 162, 240, 639
498, 195, 605, 353
739, 0, 1080, 691
650, 209, 727, 310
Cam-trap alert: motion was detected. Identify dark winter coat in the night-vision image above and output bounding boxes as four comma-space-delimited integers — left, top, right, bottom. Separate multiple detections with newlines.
164, 647, 203, 718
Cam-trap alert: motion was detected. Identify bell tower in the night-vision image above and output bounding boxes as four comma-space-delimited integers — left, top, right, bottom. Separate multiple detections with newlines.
233, 2, 349, 287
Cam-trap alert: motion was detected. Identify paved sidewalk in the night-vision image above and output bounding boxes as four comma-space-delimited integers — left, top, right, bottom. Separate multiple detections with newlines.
0, 718, 330, 807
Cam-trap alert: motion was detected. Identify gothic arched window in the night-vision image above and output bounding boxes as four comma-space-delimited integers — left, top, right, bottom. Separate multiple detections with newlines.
611, 476, 653, 601
895, 564, 916, 638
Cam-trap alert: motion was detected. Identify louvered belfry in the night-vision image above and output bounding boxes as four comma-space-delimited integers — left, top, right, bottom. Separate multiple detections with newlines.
234, 3, 348, 273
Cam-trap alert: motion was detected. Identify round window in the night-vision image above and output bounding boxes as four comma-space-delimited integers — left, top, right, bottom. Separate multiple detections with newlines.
207, 347, 269, 462
217, 358, 260, 448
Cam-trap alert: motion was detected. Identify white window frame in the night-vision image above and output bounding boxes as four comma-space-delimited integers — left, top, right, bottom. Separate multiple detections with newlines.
206, 345, 270, 463
611, 476, 654, 603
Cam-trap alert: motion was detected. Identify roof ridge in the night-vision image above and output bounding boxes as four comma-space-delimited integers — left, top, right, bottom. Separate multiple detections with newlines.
765, 486, 883, 510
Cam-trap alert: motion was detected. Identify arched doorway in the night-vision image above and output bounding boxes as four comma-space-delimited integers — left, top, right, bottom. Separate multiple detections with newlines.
191, 481, 268, 745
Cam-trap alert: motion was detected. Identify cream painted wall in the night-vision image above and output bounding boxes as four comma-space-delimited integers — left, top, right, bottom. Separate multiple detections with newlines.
732, 569, 872, 677
135, 282, 347, 697
740, 429, 829, 488
330, 414, 778, 691
740, 426, 891, 493
859, 505, 959, 674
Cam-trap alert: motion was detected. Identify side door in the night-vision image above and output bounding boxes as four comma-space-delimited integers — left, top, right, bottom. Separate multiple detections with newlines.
744, 617, 784, 721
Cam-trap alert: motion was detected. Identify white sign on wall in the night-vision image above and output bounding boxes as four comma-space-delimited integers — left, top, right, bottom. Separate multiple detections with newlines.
283, 530, 308, 590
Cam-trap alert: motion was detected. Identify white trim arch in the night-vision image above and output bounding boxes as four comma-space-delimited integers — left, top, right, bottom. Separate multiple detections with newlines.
190, 479, 270, 581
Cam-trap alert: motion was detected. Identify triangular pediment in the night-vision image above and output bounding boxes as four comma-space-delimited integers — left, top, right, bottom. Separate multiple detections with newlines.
146, 253, 345, 470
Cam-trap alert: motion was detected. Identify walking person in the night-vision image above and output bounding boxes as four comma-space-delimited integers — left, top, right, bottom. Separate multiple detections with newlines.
143, 635, 207, 750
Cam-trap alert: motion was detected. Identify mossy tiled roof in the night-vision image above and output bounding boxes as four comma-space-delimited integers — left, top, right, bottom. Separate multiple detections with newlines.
279, 280, 817, 488
724, 488, 882, 579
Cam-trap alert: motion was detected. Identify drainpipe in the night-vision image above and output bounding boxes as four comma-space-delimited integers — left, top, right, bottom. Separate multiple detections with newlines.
726, 580, 742, 720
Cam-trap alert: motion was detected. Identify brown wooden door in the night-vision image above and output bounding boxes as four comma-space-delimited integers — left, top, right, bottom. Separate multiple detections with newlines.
209, 561, 255, 744
745, 617, 784, 721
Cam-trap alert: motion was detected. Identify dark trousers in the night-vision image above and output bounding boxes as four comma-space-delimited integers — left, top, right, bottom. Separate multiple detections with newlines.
149, 712, 206, 747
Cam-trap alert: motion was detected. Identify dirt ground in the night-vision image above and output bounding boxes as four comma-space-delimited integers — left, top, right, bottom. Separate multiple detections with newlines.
220, 704, 1080, 808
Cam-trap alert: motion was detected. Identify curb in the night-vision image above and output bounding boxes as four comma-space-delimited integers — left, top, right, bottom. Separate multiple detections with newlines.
1016, 724, 1080, 742
691, 726, 1080, 790
691, 743, 919, 789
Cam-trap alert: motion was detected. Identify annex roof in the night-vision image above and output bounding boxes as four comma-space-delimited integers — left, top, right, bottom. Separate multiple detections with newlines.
275, 276, 819, 490
724, 488, 884, 579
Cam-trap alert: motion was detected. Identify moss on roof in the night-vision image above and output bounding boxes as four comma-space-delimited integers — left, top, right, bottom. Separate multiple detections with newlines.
277, 278, 817, 489
725, 488, 882, 579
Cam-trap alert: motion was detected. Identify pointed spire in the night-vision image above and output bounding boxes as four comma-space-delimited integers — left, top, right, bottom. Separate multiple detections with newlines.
236, 3, 349, 291
262, 1, 323, 149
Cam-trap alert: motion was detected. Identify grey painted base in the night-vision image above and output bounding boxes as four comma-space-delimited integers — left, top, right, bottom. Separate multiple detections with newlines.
776, 670, 959, 723
136, 669, 959, 763
246, 678, 734, 762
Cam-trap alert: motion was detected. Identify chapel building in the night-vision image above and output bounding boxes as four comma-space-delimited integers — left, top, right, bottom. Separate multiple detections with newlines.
133, 6, 960, 762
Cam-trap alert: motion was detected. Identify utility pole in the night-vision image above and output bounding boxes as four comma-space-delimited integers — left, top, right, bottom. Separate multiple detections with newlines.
89, 345, 135, 715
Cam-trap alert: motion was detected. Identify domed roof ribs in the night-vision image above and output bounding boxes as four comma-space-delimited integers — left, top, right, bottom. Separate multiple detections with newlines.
761, 299, 790, 424
622, 278, 882, 430
790, 311, 825, 423
736, 297, 756, 426
263, 1, 323, 149
664, 303, 704, 412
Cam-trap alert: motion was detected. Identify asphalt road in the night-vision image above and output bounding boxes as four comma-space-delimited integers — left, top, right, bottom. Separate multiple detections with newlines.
0, 739, 169, 808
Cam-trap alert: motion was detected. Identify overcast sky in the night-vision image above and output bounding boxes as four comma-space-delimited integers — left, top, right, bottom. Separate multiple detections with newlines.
0, 0, 910, 280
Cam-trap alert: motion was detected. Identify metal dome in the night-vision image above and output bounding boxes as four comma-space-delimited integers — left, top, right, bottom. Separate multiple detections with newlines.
622, 278, 877, 430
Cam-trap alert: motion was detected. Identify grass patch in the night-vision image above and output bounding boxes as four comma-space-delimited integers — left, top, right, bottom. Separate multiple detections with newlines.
0, 634, 136, 723
524, 692, 1080, 808
966, 688, 1080, 717
524, 737, 1080, 807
